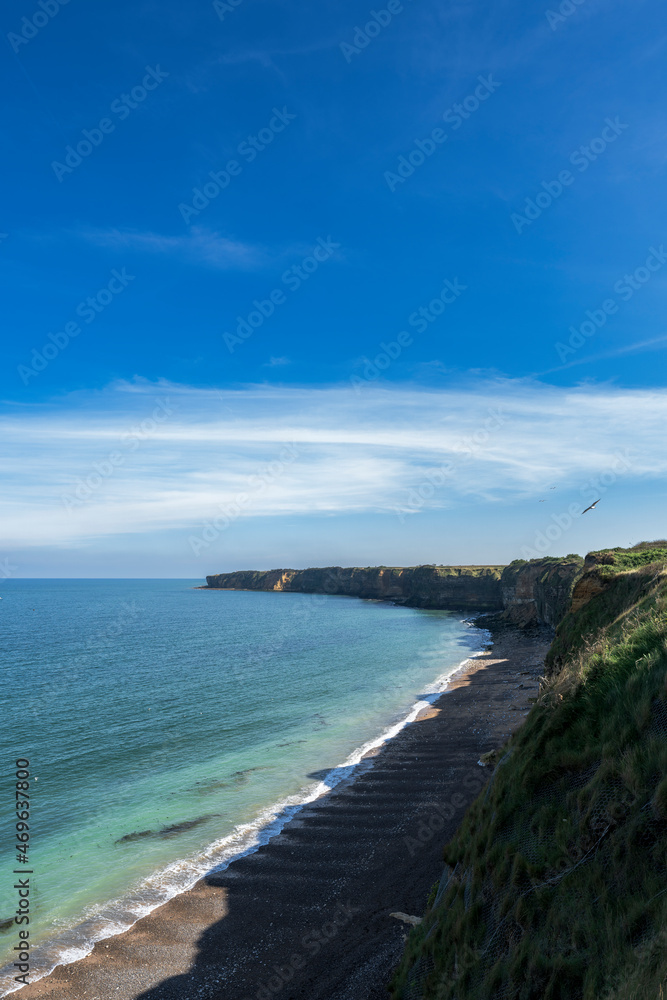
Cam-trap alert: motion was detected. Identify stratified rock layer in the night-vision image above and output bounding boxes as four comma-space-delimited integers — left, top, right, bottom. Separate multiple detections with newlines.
499, 556, 584, 626
205, 565, 506, 611
205, 558, 585, 623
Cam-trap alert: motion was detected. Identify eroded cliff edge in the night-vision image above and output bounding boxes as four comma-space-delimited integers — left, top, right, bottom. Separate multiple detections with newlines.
205, 557, 584, 622
392, 540, 667, 1000
206, 565, 506, 611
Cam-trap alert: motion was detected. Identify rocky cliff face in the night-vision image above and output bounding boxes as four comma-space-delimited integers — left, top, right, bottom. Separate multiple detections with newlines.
205, 565, 506, 611
207, 548, 667, 629
392, 542, 667, 1000
568, 550, 616, 613
498, 556, 584, 627
208, 545, 667, 631
205, 559, 585, 619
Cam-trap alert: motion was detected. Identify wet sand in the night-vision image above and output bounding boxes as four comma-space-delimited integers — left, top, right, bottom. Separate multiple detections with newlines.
15, 622, 552, 1000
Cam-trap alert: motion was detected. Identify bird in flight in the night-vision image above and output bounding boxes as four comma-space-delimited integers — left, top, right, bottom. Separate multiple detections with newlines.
582, 499, 601, 514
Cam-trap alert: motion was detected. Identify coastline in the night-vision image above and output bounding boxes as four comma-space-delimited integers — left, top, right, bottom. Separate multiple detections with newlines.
11, 620, 552, 1000
0, 611, 485, 998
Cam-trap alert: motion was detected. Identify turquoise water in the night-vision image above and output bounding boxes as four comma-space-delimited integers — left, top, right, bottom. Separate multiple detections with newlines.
0, 580, 486, 994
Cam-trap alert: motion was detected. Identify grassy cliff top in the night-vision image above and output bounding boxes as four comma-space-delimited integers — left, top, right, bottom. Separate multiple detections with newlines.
393, 543, 667, 1000
545, 542, 667, 672
588, 540, 667, 573
208, 564, 508, 580
210, 563, 505, 576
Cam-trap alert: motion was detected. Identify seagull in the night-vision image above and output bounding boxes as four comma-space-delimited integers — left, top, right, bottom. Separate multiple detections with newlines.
582, 499, 601, 514
538, 499, 547, 502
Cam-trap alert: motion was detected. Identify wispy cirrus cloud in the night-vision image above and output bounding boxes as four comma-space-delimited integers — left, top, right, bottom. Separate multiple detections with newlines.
1, 377, 666, 550
541, 334, 667, 374
263, 356, 292, 367
78, 225, 268, 270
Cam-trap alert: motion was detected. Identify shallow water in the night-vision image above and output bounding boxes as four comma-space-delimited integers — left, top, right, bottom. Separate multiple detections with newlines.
0, 580, 487, 994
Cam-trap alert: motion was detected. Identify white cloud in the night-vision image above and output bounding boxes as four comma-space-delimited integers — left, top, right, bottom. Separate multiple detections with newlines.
79, 226, 267, 270
542, 334, 667, 374
263, 356, 292, 367
2, 377, 666, 547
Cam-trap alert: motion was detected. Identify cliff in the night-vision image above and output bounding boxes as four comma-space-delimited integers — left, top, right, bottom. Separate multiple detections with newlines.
205, 565, 506, 611
392, 540, 667, 1000
497, 555, 584, 627
206, 558, 584, 624
545, 541, 667, 675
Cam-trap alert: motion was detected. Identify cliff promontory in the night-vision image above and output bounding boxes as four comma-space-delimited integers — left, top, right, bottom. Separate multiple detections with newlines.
206, 557, 584, 624
205, 565, 506, 611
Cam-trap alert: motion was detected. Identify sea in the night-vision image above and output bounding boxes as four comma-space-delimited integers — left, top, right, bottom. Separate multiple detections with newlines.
0, 579, 489, 995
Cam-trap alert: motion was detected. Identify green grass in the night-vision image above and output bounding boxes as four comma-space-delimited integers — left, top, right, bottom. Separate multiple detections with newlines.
590, 542, 667, 573
589, 542, 667, 573
392, 544, 667, 1000
545, 552, 667, 674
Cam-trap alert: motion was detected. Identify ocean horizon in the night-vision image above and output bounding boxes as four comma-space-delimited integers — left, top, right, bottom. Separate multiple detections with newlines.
0, 579, 488, 995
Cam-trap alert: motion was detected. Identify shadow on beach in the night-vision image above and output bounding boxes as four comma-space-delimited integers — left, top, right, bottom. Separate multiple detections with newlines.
12, 627, 552, 1000
121, 632, 548, 1000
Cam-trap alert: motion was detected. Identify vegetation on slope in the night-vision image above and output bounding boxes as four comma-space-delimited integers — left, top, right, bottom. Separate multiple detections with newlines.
500, 554, 583, 581
393, 543, 667, 1000
545, 541, 667, 675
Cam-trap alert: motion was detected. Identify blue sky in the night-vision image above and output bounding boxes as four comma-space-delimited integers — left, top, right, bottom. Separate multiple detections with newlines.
2, 0, 666, 577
